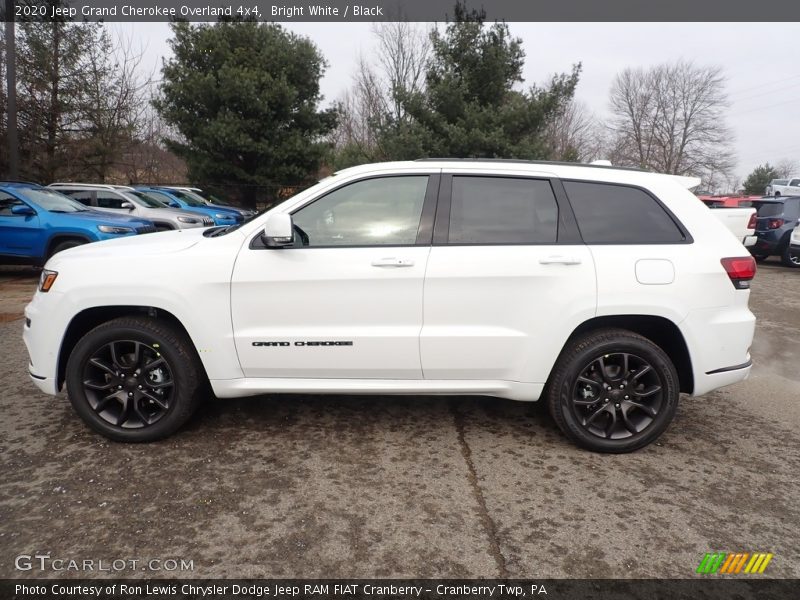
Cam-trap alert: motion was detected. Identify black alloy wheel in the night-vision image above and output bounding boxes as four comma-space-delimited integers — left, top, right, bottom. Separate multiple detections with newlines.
82, 340, 174, 428
571, 352, 663, 440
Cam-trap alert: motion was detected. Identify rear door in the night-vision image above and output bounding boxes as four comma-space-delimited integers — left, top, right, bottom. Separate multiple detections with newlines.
420, 173, 596, 383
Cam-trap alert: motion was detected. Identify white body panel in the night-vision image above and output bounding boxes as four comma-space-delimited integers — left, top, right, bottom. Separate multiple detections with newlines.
24, 161, 755, 403
709, 206, 757, 247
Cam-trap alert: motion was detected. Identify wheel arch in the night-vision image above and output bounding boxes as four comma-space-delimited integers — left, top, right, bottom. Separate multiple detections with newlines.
57, 305, 207, 391
45, 234, 92, 259
559, 315, 694, 394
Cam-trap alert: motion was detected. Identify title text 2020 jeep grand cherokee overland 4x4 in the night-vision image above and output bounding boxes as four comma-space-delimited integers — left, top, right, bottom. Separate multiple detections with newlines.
23, 160, 757, 453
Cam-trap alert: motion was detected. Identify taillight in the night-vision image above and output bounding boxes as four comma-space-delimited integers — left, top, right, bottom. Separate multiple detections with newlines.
747, 213, 757, 230
721, 257, 756, 290
767, 218, 784, 229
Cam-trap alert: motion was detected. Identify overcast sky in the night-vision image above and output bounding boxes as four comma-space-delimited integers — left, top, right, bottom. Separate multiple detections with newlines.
119, 21, 800, 183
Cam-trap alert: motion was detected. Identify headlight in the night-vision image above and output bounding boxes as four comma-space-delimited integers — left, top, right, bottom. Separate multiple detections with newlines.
97, 225, 134, 234
39, 269, 58, 292
214, 213, 231, 219
177, 216, 199, 224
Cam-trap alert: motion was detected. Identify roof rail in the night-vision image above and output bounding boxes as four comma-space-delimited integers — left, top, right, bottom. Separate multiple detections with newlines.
413, 158, 648, 172
49, 182, 135, 190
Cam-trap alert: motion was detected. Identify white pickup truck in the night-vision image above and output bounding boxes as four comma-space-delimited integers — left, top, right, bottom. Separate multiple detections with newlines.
765, 178, 800, 197
709, 206, 757, 247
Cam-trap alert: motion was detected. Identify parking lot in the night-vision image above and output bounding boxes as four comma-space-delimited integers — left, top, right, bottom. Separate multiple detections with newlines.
0, 262, 798, 579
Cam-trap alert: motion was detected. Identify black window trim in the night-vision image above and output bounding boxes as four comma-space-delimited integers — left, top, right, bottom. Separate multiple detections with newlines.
250, 173, 440, 250
432, 173, 582, 246
561, 178, 694, 246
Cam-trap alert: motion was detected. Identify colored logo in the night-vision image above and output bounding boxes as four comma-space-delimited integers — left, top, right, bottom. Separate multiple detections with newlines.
697, 552, 773, 574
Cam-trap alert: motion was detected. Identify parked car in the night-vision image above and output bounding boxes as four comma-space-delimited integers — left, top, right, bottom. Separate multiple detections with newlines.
749, 196, 800, 267
24, 160, 757, 453
765, 178, 800, 197
156, 186, 257, 219
134, 187, 244, 227
790, 226, 800, 259
0, 182, 156, 266
48, 183, 215, 231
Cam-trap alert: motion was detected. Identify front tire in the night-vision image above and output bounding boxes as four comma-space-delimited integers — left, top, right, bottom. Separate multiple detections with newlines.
546, 328, 679, 453
65, 316, 203, 442
49, 239, 86, 258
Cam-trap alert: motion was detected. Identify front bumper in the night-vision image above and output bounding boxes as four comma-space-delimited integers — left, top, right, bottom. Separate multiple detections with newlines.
742, 235, 757, 247
22, 291, 68, 396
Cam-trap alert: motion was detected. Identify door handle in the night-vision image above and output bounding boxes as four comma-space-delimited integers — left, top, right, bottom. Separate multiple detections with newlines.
371, 257, 415, 267
539, 255, 582, 265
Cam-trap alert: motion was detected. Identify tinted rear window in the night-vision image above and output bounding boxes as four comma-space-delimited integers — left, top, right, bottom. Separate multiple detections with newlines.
448, 177, 558, 244
563, 181, 686, 244
754, 202, 784, 217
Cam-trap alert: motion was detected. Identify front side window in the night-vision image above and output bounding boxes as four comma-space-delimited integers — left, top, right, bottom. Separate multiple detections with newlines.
563, 181, 686, 244
291, 176, 429, 247
789, 179, 800, 187
96, 192, 128, 209
0, 192, 26, 216
447, 177, 558, 244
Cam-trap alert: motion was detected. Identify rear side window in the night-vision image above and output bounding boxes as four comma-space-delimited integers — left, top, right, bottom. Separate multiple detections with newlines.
62, 190, 93, 205
448, 177, 558, 244
563, 181, 686, 244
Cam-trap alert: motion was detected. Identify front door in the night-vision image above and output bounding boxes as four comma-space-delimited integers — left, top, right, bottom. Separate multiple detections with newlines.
0, 192, 41, 258
231, 174, 438, 379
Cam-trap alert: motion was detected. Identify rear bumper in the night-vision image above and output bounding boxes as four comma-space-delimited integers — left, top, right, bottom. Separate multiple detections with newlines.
681, 303, 756, 396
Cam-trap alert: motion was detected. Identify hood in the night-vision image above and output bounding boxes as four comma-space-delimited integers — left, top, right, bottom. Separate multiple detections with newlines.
150, 206, 212, 219
48, 227, 206, 268
61, 209, 152, 227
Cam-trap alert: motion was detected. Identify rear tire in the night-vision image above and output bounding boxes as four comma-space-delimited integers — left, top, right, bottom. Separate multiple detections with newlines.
546, 328, 679, 453
781, 243, 800, 268
65, 316, 204, 442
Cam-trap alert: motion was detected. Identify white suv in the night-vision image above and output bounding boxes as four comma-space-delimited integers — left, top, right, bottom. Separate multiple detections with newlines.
23, 160, 757, 452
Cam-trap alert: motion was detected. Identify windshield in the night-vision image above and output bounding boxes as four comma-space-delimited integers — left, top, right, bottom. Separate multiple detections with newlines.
165, 189, 206, 207
754, 202, 784, 217
16, 188, 89, 212
125, 191, 168, 208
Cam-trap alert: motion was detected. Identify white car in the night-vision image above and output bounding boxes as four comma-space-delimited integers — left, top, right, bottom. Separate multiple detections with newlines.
23, 160, 757, 453
765, 177, 800, 197
790, 227, 800, 261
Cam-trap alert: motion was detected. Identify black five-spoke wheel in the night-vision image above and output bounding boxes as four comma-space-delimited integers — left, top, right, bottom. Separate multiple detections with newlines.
546, 328, 679, 453
83, 340, 174, 428
66, 316, 203, 442
571, 353, 663, 440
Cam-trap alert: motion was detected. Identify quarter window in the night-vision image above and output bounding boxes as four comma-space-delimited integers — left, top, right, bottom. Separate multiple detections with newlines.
291, 176, 429, 247
563, 181, 686, 244
447, 177, 558, 244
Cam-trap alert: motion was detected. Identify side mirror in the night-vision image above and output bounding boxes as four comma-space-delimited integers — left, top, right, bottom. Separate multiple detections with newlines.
11, 204, 35, 216
262, 213, 294, 247
120, 202, 134, 210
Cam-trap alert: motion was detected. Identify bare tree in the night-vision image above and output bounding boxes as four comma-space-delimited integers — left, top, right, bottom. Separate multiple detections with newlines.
332, 21, 431, 165
608, 61, 735, 180
76, 28, 153, 181
774, 158, 799, 178
544, 100, 605, 162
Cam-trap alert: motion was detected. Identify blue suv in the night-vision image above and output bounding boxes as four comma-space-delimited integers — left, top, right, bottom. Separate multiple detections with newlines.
750, 196, 800, 268
0, 183, 157, 266
134, 187, 243, 227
